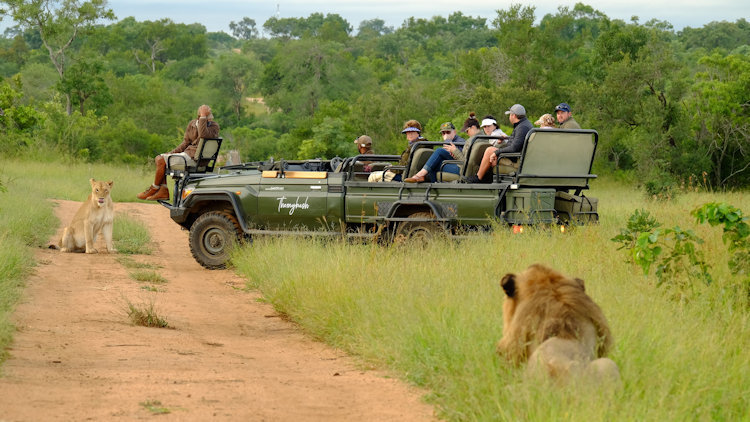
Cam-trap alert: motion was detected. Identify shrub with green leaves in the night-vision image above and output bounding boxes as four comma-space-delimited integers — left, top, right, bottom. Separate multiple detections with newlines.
611, 209, 662, 258
612, 209, 712, 297
633, 227, 712, 289
692, 202, 750, 275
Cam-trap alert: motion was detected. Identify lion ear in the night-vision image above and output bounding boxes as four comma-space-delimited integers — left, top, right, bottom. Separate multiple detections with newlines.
500, 274, 517, 298
107, 180, 114, 187
574, 278, 586, 291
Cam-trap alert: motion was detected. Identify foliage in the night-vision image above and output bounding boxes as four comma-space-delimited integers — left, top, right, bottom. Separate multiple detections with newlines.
612, 208, 712, 298
0, 0, 115, 114
692, 202, 750, 276
610, 208, 662, 255
0, 7, 747, 188
632, 226, 712, 289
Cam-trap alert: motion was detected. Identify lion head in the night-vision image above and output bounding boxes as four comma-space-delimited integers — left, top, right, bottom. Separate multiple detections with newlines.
496, 264, 616, 380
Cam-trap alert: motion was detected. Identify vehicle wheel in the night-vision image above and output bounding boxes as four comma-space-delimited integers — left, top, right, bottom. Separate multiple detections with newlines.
189, 211, 243, 269
394, 212, 445, 242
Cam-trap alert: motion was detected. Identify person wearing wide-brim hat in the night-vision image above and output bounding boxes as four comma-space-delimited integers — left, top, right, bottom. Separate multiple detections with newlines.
554, 102, 581, 129
368, 119, 428, 182
405, 121, 466, 183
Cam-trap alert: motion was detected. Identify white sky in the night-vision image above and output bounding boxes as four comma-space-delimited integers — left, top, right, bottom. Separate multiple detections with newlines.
2, 0, 749, 34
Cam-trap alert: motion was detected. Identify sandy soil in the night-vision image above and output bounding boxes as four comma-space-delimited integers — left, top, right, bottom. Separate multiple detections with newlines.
0, 200, 434, 421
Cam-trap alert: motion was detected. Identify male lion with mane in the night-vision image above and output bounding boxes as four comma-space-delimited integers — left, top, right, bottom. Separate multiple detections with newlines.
497, 264, 619, 382
59, 178, 116, 254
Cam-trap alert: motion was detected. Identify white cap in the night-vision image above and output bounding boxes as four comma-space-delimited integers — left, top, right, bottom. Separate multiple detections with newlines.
480, 118, 497, 127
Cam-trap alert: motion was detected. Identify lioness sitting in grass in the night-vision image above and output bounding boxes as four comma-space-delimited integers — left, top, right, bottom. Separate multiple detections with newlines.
59, 178, 116, 254
497, 264, 619, 383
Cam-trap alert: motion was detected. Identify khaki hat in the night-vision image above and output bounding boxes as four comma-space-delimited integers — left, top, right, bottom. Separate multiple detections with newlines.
439, 122, 455, 132
354, 135, 372, 147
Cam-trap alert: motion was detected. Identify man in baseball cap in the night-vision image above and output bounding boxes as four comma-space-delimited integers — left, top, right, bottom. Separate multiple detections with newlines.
353, 135, 374, 172
554, 102, 581, 129
463, 104, 533, 183
353, 135, 373, 150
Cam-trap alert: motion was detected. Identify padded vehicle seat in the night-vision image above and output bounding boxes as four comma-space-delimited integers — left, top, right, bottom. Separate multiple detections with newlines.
435, 139, 490, 182
167, 138, 222, 175
405, 146, 434, 178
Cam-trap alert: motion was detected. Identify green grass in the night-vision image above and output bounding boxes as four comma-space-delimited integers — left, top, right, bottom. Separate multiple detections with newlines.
128, 270, 167, 284
232, 179, 750, 421
114, 213, 153, 255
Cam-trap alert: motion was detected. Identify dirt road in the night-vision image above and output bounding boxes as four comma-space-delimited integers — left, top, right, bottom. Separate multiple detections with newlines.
0, 200, 434, 421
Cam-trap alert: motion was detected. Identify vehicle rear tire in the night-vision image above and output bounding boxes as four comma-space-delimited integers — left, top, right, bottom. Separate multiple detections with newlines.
189, 211, 243, 269
394, 212, 445, 242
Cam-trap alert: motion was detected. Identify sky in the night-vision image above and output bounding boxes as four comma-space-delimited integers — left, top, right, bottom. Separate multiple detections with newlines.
1, 0, 749, 34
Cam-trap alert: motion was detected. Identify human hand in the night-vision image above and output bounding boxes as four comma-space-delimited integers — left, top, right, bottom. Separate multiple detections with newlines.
489, 153, 498, 166
444, 143, 456, 153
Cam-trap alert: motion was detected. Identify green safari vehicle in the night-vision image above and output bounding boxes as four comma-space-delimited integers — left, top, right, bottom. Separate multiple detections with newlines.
159, 129, 600, 269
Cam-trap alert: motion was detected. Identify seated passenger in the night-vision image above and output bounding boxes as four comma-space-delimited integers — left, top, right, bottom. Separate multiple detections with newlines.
368, 120, 427, 182
534, 113, 556, 128
555, 102, 581, 129
480, 115, 508, 146
353, 135, 374, 172
404, 121, 465, 183
463, 104, 532, 183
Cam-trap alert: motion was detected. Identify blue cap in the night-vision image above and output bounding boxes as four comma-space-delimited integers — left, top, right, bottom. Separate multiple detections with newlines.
401, 126, 421, 133
555, 103, 571, 113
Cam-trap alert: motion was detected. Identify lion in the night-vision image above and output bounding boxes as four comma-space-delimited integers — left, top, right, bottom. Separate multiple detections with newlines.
496, 264, 619, 382
59, 178, 116, 254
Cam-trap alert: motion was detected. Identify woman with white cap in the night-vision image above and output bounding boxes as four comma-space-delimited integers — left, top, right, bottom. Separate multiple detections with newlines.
480, 115, 508, 146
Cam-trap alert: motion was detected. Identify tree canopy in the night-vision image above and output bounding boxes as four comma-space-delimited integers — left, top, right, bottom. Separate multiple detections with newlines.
1, 4, 748, 189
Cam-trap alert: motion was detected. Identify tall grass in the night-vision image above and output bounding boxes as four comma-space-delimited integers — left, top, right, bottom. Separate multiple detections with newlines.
233, 180, 750, 421
0, 160, 153, 363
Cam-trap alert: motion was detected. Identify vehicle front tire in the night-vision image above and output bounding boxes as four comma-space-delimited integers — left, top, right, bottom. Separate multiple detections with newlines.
189, 211, 242, 269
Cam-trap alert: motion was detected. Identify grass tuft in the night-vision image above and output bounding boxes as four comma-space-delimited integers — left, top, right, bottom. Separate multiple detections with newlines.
125, 299, 170, 328
140, 399, 171, 415
128, 270, 167, 284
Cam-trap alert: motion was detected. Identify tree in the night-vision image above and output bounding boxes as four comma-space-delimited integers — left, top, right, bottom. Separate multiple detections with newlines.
357, 18, 393, 39
0, 0, 115, 115
229, 17, 258, 40
56, 56, 112, 115
688, 54, 750, 188
205, 52, 260, 123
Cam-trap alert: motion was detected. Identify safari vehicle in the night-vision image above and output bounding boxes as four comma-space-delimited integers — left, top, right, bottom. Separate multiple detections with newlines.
159, 129, 600, 269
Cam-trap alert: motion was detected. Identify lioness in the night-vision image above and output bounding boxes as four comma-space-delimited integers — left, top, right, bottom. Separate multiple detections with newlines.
59, 178, 116, 254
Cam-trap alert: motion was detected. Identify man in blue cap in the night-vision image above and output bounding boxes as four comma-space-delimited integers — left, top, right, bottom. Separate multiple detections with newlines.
554, 103, 581, 129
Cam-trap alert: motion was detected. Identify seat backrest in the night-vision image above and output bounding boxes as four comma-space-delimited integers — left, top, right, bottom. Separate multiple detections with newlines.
405, 146, 434, 178
463, 140, 490, 176
195, 138, 222, 172
515, 129, 597, 189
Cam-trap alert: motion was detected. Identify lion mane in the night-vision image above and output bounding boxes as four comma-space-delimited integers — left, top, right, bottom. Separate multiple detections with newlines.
496, 264, 619, 382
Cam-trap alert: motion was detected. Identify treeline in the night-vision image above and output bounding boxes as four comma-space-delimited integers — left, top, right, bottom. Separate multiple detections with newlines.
0, 2, 749, 190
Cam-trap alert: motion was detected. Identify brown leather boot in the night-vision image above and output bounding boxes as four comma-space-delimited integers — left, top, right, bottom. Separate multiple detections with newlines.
137, 185, 159, 200
146, 185, 169, 201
